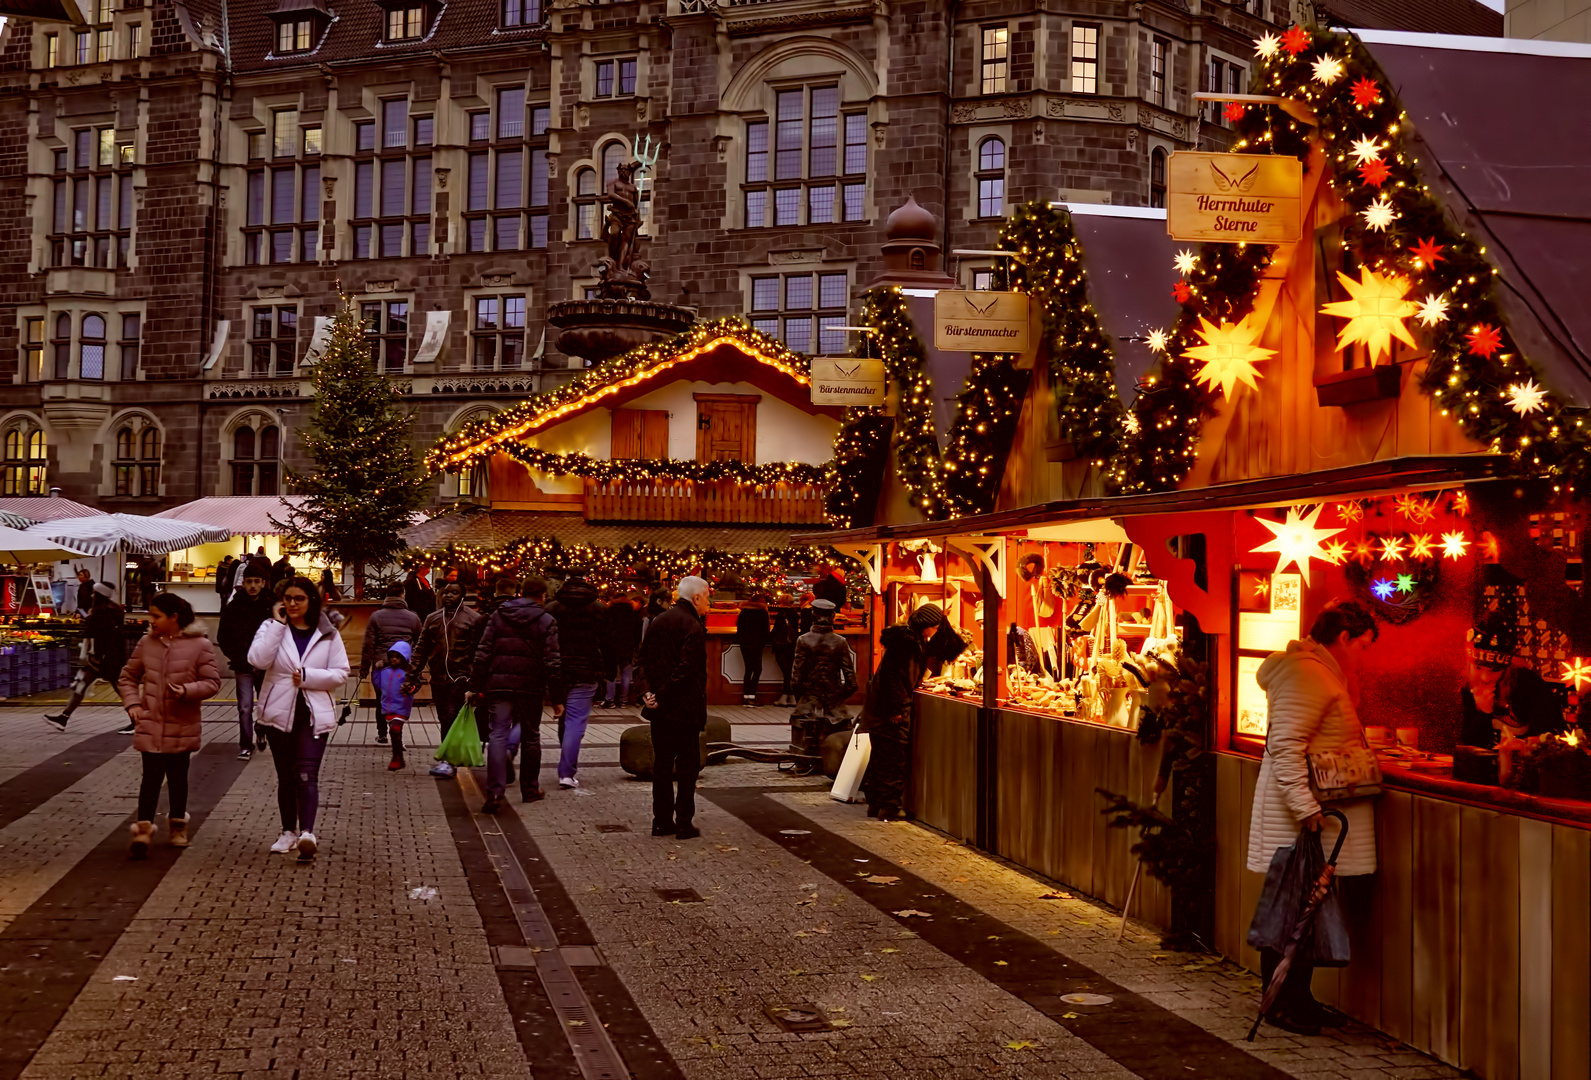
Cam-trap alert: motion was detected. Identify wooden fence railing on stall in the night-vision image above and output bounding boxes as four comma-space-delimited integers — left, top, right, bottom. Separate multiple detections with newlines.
582, 479, 828, 524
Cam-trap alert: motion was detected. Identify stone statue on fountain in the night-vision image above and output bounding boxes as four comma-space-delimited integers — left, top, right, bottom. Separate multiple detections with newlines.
595, 135, 659, 300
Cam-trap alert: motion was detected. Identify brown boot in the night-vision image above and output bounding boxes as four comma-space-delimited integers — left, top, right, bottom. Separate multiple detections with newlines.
130, 820, 153, 859
168, 816, 189, 848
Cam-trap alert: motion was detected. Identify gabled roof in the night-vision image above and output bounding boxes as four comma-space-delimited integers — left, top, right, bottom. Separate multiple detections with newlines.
1363, 33, 1591, 406
1317, 0, 1502, 37
226, 0, 544, 72
427, 318, 824, 472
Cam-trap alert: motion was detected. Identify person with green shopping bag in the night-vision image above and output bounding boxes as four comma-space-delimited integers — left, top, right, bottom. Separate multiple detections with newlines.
470, 577, 561, 813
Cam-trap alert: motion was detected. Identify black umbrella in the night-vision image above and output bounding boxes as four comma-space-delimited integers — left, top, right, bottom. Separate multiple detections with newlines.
1246, 808, 1348, 1041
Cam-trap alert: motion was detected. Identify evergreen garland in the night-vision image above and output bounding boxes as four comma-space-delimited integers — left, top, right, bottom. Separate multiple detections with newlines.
862, 288, 949, 519
499, 444, 830, 486
276, 297, 431, 594
824, 412, 893, 529
943, 352, 1031, 518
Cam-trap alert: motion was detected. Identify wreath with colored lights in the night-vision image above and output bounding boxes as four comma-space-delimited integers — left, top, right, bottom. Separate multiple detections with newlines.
1110, 25, 1591, 497
1342, 547, 1441, 625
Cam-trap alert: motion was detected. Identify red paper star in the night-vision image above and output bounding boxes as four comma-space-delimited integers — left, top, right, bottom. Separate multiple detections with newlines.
1172, 281, 1193, 304
1351, 77, 1382, 108
1281, 25, 1311, 56
1224, 101, 1246, 123
1467, 324, 1504, 359
1358, 159, 1392, 187
1410, 236, 1444, 266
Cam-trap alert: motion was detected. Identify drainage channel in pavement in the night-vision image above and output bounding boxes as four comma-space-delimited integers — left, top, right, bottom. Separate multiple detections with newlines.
455, 767, 633, 1080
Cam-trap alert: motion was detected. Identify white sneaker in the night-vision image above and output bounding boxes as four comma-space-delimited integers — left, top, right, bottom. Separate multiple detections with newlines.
430, 761, 455, 777
269, 831, 298, 854
297, 831, 317, 859
558, 776, 578, 789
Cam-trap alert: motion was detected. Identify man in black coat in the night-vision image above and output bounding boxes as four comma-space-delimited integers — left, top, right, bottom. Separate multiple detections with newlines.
638, 576, 710, 839
546, 576, 611, 789
599, 590, 642, 709
471, 580, 561, 812
788, 598, 858, 774
218, 562, 275, 759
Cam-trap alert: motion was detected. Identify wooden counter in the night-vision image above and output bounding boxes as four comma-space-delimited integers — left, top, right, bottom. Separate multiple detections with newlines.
704, 625, 870, 708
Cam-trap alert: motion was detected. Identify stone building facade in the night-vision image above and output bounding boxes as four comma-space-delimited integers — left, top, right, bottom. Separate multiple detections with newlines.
0, 0, 1289, 514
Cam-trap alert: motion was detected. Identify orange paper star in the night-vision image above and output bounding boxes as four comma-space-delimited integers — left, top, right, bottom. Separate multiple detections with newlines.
1224, 101, 1246, 123
1172, 281, 1192, 304
1409, 237, 1444, 266
1378, 535, 1407, 562
1281, 25, 1311, 56
1350, 77, 1381, 108
1562, 657, 1591, 694
1408, 534, 1436, 560
1323, 540, 1350, 564
1358, 159, 1391, 187
1467, 324, 1504, 359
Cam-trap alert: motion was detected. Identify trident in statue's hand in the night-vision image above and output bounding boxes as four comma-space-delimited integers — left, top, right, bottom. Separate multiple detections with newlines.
633, 134, 661, 178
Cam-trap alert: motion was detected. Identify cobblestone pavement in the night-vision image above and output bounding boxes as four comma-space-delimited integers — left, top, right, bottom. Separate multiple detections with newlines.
0, 691, 1460, 1080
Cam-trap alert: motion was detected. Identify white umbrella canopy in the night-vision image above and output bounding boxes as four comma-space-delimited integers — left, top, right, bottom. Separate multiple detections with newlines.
0, 524, 92, 564
31, 514, 232, 557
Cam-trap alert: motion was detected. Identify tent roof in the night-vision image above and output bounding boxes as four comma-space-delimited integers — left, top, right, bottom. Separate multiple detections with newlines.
1318, 0, 1502, 36
404, 507, 820, 553
0, 496, 105, 522
1363, 33, 1591, 406
152, 496, 308, 536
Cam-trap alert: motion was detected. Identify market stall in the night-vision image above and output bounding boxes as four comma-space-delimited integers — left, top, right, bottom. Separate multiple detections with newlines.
152, 497, 325, 612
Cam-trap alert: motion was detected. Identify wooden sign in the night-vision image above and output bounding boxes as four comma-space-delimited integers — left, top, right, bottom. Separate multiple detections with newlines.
1167, 152, 1302, 244
810, 358, 886, 406
932, 291, 1031, 353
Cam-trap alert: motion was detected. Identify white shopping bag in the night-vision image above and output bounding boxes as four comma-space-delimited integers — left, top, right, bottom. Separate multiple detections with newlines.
830, 730, 871, 803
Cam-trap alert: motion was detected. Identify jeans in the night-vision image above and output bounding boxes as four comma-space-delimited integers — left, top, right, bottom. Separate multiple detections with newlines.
604, 664, 634, 705
559, 682, 598, 781
433, 679, 467, 738
265, 696, 328, 833
739, 644, 765, 699
773, 643, 795, 696
651, 720, 702, 830
137, 750, 191, 820
488, 695, 542, 798
235, 669, 257, 751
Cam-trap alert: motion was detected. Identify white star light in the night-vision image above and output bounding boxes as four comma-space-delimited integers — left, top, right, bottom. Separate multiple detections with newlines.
1362, 195, 1397, 232
1123, 412, 1141, 435
1416, 293, 1449, 327
1145, 329, 1169, 353
1311, 55, 1346, 85
1255, 32, 1281, 59
1507, 381, 1548, 416
1251, 506, 1345, 587
1349, 137, 1384, 167
1173, 250, 1197, 276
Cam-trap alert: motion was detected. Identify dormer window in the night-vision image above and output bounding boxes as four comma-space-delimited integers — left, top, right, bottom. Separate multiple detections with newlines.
385, 4, 427, 41
277, 19, 312, 52
268, 0, 329, 56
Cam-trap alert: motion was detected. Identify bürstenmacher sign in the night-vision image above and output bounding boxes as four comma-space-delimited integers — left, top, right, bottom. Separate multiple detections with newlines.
810, 358, 887, 406
1166, 152, 1302, 244
932, 290, 1031, 353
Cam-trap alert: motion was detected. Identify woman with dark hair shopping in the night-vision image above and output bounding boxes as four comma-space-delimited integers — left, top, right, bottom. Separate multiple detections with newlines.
119, 593, 221, 857
249, 575, 350, 861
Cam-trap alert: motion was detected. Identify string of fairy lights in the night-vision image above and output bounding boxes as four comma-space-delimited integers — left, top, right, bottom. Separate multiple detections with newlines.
1121, 25, 1588, 496
498, 444, 830, 487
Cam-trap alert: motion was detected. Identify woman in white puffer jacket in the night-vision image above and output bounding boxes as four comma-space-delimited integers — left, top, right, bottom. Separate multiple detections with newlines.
249, 576, 350, 861
1247, 598, 1380, 1036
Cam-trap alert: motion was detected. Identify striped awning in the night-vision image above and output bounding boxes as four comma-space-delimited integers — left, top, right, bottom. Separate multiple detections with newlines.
152, 496, 309, 536
32, 514, 233, 556
0, 496, 106, 522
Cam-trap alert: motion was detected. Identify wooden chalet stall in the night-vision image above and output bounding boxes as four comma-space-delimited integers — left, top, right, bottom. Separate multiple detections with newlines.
805, 30, 1591, 1080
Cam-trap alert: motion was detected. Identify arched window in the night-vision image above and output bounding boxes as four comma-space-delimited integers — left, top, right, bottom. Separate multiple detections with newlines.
3, 420, 46, 495
573, 166, 597, 240
450, 408, 497, 498
80, 314, 105, 380
231, 420, 281, 496
1150, 148, 1167, 209
976, 136, 1006, 218
111, 417, 161, 496
52, 313, 72, 379
600, 141, 625, 186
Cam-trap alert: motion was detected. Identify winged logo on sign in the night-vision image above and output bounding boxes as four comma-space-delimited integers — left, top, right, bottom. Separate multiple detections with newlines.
835, 362, 861, 377
1209, 159, 1260, 193
962, 295, 1000, 317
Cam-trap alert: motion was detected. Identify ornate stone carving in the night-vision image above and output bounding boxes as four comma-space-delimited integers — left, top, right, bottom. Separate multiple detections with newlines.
257, 286, 285, 299
483, 274, 512, 288
322, 175, 337, 198
1046, 98, 1066, 119
575, 104, 590, 129
434, 167, 449, 190
594, 134, 660, 301
430, 372, 541, 395
1125, 128, 1138, 148
679, 0, 717, 12
366, 280, 397, 294
711, 134, 731, 162
951, 103, 979, 124
769, 249, 822, 265
635, 98, 648, 123
1107, 103, 1125, 122
208, 382, 301, 400
956, 99, 1030, 123
725, 5, 872, 35
1002, 97, 1030, 118
871, 120, 887, 148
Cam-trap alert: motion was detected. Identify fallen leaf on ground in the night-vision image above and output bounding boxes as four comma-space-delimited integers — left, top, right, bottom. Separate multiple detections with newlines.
994, 960, 1009, 966
830, 1018, 852, 1028
567, 1020, 586, 1027
1039, 891, 1070, 900
864, 875, 900, 885
1062, 1012, 1079, 1019
1005, 1040, 1034, 1050
794, 931, 811, 938
879, 948, 898, 954
893, 909, 933, 918
859, 974, 877, 982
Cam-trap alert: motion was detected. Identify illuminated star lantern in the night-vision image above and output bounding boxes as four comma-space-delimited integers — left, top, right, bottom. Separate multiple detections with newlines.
1255, 32, 1281, 59
1358, 159, 1392, 188
1452, 490, 1470, 516
1224, 101, 1247, 123
1395, 493, 1437, 523
1311, 55, 1346, 85
1145, 328, 1170, 353
1336, 500, 1364, 523
1351, 77, 1382, 108
1362, 195, 1397, 232
1409, 236, 1445, 267
1481, 533, 1500, 559
1371, 578, 1397, 601
1172, 281, 1193, 304
1395, 573, 1417, 594
1173, 250, 1197, 276
1409, 533, 1436, 560
1349, 137, 1384, 167
1186, 314, 1277, 399
1562, 657, 1591, 694
1507, 381, 1548, 416
1319, 267, 1420, 365
1354, 539, 1376, 564
1379, 534, 1407, 562
1440, 531, 1470, 560
1123, 411, 1141, 435
1251, 505, 1344, 586
1416, 293, 1450, 328
1323, 539, 1350, 564
1468, 323, 1504, 358
1281, 25, 1312, 56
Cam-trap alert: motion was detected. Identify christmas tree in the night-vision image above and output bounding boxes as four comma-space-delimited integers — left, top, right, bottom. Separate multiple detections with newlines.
274, 297, 429, 598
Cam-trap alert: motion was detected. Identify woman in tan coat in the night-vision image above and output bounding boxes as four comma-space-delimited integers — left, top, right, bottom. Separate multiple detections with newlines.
119, 593, 221, 858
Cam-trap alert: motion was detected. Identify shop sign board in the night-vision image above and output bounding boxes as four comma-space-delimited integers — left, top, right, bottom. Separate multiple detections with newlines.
810, 358, 887, 406
1167, 152, 1302, 244
932, 290, 1031, 353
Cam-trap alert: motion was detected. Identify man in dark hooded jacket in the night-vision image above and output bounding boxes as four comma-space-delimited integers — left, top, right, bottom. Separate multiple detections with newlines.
218, 561, 276, 759
787, 598, 857, 774
410, 580, 484, 777
546, 576, 611, 789
472, 579, 561, 812
857, 603, 965, 820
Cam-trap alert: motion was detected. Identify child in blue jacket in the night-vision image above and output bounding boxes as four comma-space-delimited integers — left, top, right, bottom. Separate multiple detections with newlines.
372, 640, 417, 771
